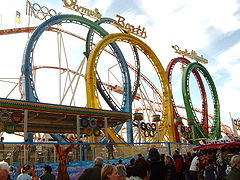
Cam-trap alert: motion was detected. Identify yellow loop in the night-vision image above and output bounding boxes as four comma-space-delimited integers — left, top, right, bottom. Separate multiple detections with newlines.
84, 127, 93, 136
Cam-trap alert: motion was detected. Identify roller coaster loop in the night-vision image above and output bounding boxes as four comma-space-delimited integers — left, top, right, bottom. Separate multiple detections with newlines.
86, 33, 176, 142
182, 62, 221, 143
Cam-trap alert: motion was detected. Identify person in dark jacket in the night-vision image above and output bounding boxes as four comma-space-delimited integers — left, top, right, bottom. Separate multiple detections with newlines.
130, 158, 151, 180
78, 156, 103, 180
126, 158, 135, 177
165, 155, 176, 180
147, 147, 166, 180
203, 159, 218, 180
40, 165, 55, 180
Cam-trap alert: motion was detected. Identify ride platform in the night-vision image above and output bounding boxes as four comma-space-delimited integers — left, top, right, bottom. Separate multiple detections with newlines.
0, 98, 131, 134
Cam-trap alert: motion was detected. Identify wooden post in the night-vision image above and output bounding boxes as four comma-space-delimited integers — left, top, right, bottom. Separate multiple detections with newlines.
77, 115, 80, 142
138, 122, 141, 143
157, 121, 160, 142
104, 117, 108, 141
24, 110, 28, 164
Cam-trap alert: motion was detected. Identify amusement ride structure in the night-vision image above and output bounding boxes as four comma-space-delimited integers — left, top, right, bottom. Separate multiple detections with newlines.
0, 0, 237, 145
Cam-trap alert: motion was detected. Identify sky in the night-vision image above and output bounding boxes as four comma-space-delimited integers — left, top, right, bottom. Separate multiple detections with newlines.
0, 0, 240, 141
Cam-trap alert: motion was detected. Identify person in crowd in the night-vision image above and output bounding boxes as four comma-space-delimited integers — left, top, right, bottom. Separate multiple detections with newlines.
17, 164, 33, 180
78, 156, 103, 180
226, 154, 240, 180
0, 161, 9, 180
40, 165, 55, 180
137, 154, 144, 159
106, 140, 115, 159
189, 153, 199, 180
203, 158, 218, 180
126, 158, 135, 178
147, 148, 165, 180
116, 164, 128, 180
215, 150, 227, 179
0, 137, 5, 160
101, 164, 119, 180
129, 158, 151, 180
147, 145, 157, 161
184, 152, 193, 179
9, 166, 16, 180
198, 153, 208, 180
172, 150, 185, 180
118, 159, 123, 165
165, 155, 176, 180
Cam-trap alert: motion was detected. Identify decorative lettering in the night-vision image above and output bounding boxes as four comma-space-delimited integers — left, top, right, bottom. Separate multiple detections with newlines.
113, 14, 147, 39
63, 0, 102, 20
172, 45, 208, 64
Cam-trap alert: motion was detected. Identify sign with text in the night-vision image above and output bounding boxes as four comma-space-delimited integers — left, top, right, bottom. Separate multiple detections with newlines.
172, 45, 208, 64
113, 14, 147, 39
63, 0, 102, 20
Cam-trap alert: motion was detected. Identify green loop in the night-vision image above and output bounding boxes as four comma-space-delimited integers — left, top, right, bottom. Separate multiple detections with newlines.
4, 122, 16, 134
93, 127, 101, 137
149, 130, 155, 137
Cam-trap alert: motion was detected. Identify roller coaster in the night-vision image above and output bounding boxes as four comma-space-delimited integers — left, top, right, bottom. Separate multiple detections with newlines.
0, 5, 233, 144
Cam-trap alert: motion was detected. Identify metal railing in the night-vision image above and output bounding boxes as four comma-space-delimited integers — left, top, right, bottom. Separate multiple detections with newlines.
0, 142, 198, 165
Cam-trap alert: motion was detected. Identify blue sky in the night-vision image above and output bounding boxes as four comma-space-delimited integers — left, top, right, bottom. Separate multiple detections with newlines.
0, 0, 240, 140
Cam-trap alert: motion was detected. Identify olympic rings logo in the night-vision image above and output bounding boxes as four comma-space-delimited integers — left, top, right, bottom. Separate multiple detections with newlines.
26, 1, 61, 20
233, 119, 240, 130
80, 117, 103, 137
0, 110, 23, 134
180, 126, 192, 134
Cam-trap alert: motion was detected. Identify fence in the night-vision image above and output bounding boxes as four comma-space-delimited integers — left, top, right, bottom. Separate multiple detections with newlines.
0, 142, 198, 165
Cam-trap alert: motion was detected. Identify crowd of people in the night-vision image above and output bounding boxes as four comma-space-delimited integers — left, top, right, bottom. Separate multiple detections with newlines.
0, 145, 240, 180
77, 145, 240, 180
0, 163, 55, 180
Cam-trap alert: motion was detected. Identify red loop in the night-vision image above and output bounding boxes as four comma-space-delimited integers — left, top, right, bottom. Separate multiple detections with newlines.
151, 123, 156, 131
187, 127, 192, 132
97, 118, 104, 128
11, 111, 23, 124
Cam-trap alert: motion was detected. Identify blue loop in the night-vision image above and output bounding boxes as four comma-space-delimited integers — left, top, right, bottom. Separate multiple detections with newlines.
80, 117, 89, 127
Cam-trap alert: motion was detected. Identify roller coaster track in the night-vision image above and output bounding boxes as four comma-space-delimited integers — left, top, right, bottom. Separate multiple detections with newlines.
0, 18, 224, 142
182, 62, 221, 142
85, 17, 141, 112
166, 57, 208, 134
86, 33, 176, 142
